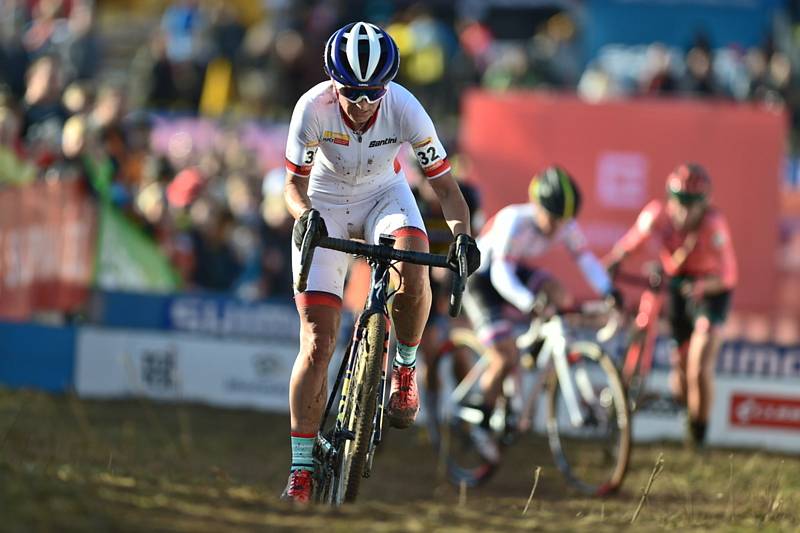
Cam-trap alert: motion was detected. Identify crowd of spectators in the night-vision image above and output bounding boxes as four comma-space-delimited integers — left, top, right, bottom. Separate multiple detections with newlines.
1, 0, 799, 300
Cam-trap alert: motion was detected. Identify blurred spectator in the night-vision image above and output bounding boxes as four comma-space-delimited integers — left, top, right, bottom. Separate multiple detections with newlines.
90, 84, 128, 171
682, 44, 721, 97
129, 32, 179, 109
640, 43, 679, 96
208, 2, 245, 60
62, 81, 93, 115
0, 2, 31, 100
22, 54, 67, 140
167, 166, 205, 209
188, 199, 241, 291
43, 112, 92, 184
160, 0, 206, 64
63, 0, 99, 80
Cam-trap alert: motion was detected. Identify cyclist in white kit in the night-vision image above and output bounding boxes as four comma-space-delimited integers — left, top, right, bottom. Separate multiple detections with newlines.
281, 21, 480, 502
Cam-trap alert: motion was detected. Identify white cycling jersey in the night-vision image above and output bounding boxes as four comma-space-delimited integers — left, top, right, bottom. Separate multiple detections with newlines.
285, 80, 451, 203
286, 80, 452, 300
475, 203, 611, 313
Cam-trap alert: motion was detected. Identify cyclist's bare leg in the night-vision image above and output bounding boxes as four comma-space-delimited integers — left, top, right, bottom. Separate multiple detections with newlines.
669, 341, 689, 405
389, 234, 432, 347
479, 336, 517, 409
289, 303, 341, 434
386, 233, 431, 428
686, 317, 722, 425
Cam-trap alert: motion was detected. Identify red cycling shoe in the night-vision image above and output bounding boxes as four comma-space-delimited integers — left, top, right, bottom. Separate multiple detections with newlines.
280, 469, 313, 503
386, 365, 420, 429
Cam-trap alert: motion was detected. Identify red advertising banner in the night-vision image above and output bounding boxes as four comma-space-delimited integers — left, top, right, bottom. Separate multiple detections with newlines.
0, 180, 96, 320
461, 91, 786, 313
730, 393, 800, 430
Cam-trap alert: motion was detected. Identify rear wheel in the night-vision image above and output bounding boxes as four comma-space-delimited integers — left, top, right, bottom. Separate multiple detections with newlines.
338, 312, 386, 503
546, 341, 631, 496
427, 328, 499, 488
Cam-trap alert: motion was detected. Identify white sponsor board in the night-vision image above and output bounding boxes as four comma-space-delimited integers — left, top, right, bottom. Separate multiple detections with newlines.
708, 377, 800, 453
75, 327, 298, 412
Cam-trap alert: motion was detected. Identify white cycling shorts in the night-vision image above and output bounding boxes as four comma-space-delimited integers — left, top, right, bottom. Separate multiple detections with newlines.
292, 180, 427, 300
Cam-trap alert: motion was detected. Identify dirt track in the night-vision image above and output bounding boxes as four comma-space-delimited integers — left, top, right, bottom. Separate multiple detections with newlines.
1, 389, 799, 532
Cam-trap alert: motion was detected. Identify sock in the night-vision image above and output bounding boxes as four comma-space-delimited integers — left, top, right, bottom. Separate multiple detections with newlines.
290, 432, 315, 473
689, 420, 707, 445
394, 340, 418, 367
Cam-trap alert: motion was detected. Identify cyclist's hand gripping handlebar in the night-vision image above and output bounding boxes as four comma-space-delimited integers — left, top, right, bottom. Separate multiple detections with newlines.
448, 233, 472, 317
295, 209, 322, 293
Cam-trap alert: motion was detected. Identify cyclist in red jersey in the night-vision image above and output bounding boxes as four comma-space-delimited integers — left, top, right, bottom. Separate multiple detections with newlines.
604, 163, 738, 446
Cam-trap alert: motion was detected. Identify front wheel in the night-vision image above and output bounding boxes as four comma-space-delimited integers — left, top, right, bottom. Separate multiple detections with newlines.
545, 341, 631, 496
338, 312, 386, 503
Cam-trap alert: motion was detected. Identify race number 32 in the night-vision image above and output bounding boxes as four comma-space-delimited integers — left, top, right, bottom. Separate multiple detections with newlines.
416, 146, 439, 165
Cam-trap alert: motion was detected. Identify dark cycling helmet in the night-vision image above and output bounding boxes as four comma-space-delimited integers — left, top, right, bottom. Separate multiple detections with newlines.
324, 22, 400, 87
528, 165, 582, 219
666, 163, 710, 203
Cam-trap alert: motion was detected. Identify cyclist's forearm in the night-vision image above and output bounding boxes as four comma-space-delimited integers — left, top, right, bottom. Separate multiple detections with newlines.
429, 171, 471, 236
284, 172, 312, 220
576, 251, 612, 295
491, 259, 535, 313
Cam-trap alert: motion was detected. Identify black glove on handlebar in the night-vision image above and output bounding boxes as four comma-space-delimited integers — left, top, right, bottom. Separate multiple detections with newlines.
447, 233, 481, 276
292, 208, 328, 250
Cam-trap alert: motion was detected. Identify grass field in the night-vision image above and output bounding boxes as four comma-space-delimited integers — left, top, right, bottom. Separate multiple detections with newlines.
1, 388, 799, 532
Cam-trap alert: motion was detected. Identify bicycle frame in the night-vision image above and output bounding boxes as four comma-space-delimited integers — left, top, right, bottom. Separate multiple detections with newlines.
615, 271, 667, 394
447, 310, 606, 433
314, 236, 394, 503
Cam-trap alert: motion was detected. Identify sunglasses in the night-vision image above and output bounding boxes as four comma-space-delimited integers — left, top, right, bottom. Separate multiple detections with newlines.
335, 83, 388, 104
670, 190, 706, 206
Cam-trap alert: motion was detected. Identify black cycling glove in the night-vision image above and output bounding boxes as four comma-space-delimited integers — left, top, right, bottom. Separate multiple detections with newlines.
292, 208, 328, 250
447, 233, 481, 276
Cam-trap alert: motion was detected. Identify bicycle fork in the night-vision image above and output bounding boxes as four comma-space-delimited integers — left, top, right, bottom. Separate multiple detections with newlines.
541, 321, 587, 428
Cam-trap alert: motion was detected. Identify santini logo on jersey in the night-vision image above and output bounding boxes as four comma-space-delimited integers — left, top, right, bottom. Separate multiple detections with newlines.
323, 130, 350, 146
368, 137, 397, 148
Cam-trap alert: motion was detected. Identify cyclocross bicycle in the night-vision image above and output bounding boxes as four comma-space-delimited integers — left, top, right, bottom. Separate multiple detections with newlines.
296, 210, 469, 505
426, 297, 631, 496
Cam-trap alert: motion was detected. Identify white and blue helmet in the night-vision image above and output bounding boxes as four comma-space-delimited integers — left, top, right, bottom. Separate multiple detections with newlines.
324, 22, 400, 87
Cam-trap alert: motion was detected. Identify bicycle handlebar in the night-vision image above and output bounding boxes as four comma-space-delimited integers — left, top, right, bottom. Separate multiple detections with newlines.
612, 270, 665, 291
295, 210, 467, 316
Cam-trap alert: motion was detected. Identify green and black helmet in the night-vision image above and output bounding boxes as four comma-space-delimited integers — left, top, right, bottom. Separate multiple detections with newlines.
528, 165, 582, 219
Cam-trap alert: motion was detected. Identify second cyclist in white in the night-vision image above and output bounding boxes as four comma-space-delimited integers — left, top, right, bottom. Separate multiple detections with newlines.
281, 21, 480, 503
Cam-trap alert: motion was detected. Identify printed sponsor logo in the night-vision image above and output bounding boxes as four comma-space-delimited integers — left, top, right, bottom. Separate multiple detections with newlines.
717, 342, 800, 378
368, 137, 397, 148
730, 393, 800, 429
223, 351, 287, 395
141, 346, 178, 392
412, 137, 432, 149
323, 130, 350, 146
169, 298, 299, 340
596, 151, 648, 209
